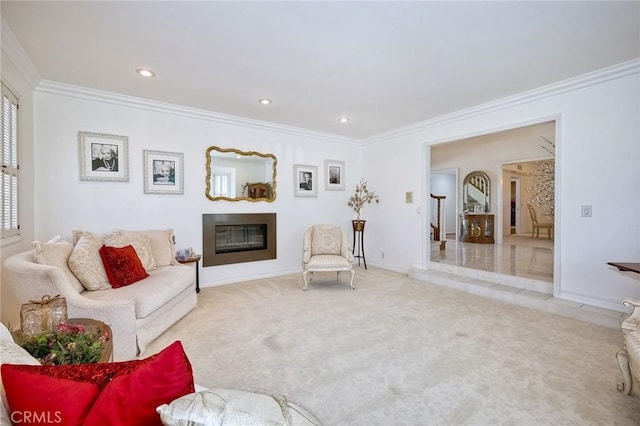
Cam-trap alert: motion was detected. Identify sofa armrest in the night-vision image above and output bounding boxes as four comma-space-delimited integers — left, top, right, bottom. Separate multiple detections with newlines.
340, 232, 354, 263
4, 252, 78, 302
66, 296, 137, 361
622, 299, 640, 334
3, 252, 138, 360
302, 228, 312, 264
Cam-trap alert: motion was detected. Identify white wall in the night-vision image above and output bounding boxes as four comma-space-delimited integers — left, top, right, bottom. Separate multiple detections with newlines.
31, 88, 362, 289
2, 19, 638, 321
363, 62, 640, 311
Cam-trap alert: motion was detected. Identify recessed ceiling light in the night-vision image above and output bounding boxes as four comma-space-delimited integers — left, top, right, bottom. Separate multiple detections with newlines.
136, 68, 155, 78
258, 98, 272, 105
338, 116, 350, 123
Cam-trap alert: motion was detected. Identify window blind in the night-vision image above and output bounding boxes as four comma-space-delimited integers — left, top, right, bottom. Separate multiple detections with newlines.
1, 82, 19, 239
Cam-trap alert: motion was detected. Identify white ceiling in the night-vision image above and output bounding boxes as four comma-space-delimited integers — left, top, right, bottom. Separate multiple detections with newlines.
2, 1, 639, 139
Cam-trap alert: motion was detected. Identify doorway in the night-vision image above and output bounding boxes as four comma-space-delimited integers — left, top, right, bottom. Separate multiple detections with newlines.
510, 177, 520, 234
428, 120, 556, 284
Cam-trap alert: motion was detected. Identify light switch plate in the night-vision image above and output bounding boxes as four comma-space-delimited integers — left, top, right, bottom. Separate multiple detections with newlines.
581, 205, 592, 217
405, 191, 413, 203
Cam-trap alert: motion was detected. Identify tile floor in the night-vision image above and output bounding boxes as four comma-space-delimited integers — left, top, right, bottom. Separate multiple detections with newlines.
420, 233, 626, 329
430, 233, 553, 283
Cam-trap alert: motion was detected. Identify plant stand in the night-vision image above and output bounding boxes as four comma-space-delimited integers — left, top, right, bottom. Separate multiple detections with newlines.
352, 220, 367, 269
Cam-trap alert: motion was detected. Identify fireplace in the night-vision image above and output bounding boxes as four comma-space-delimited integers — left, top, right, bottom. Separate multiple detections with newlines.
202, 213, 276, 266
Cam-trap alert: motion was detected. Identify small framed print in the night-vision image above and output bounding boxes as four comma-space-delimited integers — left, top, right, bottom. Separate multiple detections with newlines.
294, 164, 318, 197
324, 159, 345, 190
79, 132, 129, 182
143, 150, 184, 195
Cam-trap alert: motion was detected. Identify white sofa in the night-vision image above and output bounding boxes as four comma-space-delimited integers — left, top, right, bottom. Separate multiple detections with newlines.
2, 230, 198, 361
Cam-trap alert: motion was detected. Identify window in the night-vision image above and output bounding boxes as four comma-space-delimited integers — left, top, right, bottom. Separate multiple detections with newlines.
1, 82, 19, 240
212, 166, 236, 197
213, 173, 231, 197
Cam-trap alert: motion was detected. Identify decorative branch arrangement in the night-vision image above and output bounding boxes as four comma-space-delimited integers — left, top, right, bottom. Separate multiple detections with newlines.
348, 178, 379, 221
527, 137, 555, 218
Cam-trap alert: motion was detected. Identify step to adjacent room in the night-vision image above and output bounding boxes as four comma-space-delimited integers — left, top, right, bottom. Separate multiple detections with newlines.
410, 263, 625, 330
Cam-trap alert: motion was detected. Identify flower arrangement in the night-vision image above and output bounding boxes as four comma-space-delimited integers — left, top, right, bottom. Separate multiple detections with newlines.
527, 136, 555, 218
348, 178, 379, 221
16, 322, 109, 365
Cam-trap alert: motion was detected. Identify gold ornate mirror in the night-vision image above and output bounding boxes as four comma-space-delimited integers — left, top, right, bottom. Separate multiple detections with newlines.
205, 146, 277, 202
463, 171, 490, 213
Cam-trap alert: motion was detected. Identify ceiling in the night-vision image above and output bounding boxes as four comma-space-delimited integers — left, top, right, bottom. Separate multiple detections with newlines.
2, 1, 639, 140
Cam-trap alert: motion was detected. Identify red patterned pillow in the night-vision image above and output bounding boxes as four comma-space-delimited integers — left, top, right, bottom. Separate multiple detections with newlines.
0, 368, 100, 425
99, 244, 149, 288
1, 341, 194, 426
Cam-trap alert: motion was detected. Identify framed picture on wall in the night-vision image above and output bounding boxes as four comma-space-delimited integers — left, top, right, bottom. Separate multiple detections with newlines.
78, 131, 129, 182
143, 150, 184, 194
294, 164, 318, 197
324, 159, 345, 190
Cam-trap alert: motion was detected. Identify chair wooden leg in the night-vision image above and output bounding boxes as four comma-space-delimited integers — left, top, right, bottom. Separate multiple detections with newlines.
349, 270, 355, 290
302, 271, 311, 291
617, 347, 632, 395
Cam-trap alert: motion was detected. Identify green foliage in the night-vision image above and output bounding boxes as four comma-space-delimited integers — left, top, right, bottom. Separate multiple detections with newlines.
16, 322, 108, 365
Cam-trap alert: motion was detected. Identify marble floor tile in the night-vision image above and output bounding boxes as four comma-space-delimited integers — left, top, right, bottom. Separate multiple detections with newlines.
430, 234, 553, 283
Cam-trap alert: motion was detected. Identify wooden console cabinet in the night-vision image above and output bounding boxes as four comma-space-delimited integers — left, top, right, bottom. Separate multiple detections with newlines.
247, 183, 269, 199
459, 213, 495, 244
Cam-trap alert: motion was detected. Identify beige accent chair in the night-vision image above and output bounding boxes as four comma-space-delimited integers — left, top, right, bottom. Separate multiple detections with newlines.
302, 224, 355, 291
527, 204, 553, 239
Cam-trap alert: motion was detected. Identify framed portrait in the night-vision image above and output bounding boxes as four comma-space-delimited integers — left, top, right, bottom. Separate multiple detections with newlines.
143, 150, 184, 195
294, 164, 318, 197
324, 159, 345, 190
79, 132, 129, 182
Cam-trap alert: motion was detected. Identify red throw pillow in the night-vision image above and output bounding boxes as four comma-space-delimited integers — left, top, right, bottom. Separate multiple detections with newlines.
1, 341, 195, 426
1, 368, 100, 425
99, 244, 149, 288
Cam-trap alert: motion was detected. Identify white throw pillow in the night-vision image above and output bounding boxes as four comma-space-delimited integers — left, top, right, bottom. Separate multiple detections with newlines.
118, 229, 177, 266
156, 388, 322, 426
32, 237, 84, 293
311, 225, 342, 256
68, 232, 111, 291
103, 232, 156, 272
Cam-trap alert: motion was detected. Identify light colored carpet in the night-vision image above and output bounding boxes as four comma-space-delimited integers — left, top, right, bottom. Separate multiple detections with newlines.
143, 267, 640, 425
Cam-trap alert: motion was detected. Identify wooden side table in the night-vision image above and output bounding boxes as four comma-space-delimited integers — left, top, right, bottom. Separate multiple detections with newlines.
177, 255, 202, 293
69, 318, 113, 363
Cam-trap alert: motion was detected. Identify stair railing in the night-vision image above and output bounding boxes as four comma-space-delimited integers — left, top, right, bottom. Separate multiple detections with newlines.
430, 193, 446, 250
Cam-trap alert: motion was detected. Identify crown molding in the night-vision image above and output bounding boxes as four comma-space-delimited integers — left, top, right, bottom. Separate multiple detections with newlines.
1, 18, 41, 89
363, 58, 640, 145
34, 80, 360, 146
